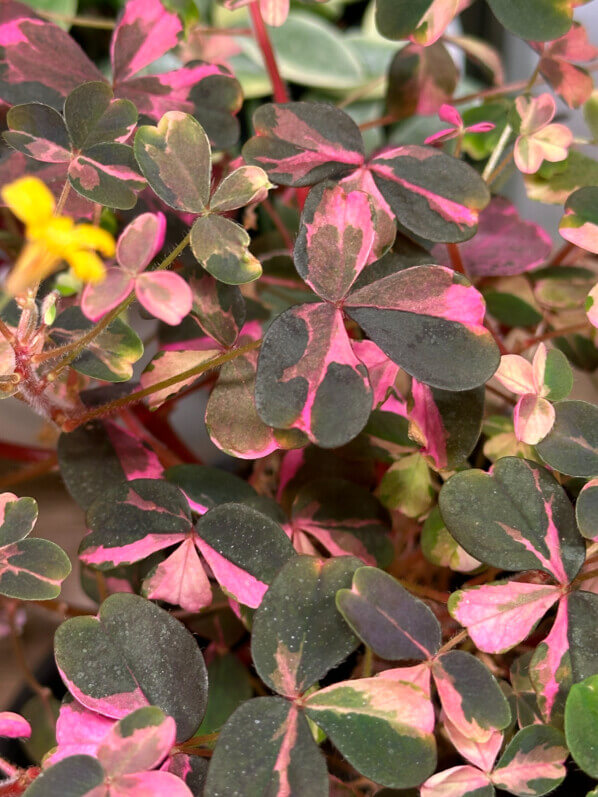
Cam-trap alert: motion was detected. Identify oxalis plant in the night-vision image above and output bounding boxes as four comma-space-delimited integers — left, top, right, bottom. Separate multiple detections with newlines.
1, 0, 598, 795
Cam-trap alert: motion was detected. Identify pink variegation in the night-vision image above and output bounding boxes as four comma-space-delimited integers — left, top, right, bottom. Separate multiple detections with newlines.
409, 379, 448, 469
0, 711, 31, 739
494, 345, 556, 445
442, 713, 503, 773
82, 213, 192, 326
352, 340, 401, 408
529, 595, 570, 722
532, 24, 598, 108
421, 765, 493, 796
514, 94, 573, 174
425, 104, 495, 147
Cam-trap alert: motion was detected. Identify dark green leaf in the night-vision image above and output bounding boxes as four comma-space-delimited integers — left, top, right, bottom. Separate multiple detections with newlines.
536, 401, 598, 477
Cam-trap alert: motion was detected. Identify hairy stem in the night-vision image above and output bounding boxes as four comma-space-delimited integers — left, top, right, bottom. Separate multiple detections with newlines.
64, 339, 263, 429
513, 321, 591, 354
438, 629, 468, 655
249, 2, 289, 103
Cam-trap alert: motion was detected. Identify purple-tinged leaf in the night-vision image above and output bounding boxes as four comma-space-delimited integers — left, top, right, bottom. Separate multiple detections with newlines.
559, 186, 598, 254
387, 42, 459, 121
58, 420, 163, 511
339, 167, 396, 260
134, 111, 211, 213
291, 480, 393, 567
96, 706, 175, 777
443, 713, 503, 772
209, 165, 273, 213
68, 142, 146, 210
205, 698, 328, 797
190, 214, 262, 285
410, 380, 485, 470
243, 102, 365, 187
0, 711, 31, 739
530, 595, 571, 723
533, 24, 598, 108
135, 272, 193, 326
351, 339, 400, 408
421, 765, 494, 797
536, 400, 598, 478
165, 463, 258, 516
140, 348, 221, 409
194, 503, 295, 608
448, 581, 561, 654
117, 213, 166, 275
294, 182, 375, 302
255, 303, 372, 448
369, 146, 490, 243
163, 752, 208, 795
185, 266, 245, 348
304, 677, 437, 789
63, 82, 137, 150
110, 0, 182, 85
54, 593, 208, 741
23, 755, 105, 797
567, 589, 598, 682
251, 555, 360, 697
439, 457, 585, 583
492, 725, 567, 796
4, 103, 71, 162
345, 265, 500, 391
432, 651, 511, 743
82, 268, 134, 322
0, 1, 102, 109
80, 479, 192, 569
336, 566, 441, 661
433, 197, 552, 278
576, 478, 598, 541
142, 538, 212, 612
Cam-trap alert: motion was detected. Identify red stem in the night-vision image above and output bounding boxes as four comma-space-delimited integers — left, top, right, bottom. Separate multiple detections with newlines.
0, 442, 53, 463
446, 243, 465, 275
131, 405, 202, 465
249, 1, 289, 103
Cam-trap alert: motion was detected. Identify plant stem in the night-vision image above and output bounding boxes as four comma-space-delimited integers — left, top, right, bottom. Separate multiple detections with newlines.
7, 602, 55, 728
36, 10, 115, 29
35, 233, 191, 370
446, 243, 465, 274
0, 442, 53, 463
0, 454, 57, 491
0, 757, 17, 779
486, 383, 517, 406
482, 123, 512, 182
438, 629, 468, 655
513, 321, 591, 354
261, 198, 294, 252
249, 2, 289, 103
362, 646, 374, 678
0, 317, 15, 345
55, 180, 72, 215
65, 339, 262, 429
486, 151, 514, 186
549, 241, 576, 266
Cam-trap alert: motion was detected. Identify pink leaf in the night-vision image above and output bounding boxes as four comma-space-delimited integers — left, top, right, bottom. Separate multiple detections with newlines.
410, 379, 448, 470
143, 538, 212, 612
443, 712, 503, 772
421, 765, 493, 797
82, 268, 134, 322
135, 272, 193, 326
513, 394, 555, 445
529, 595, 570, 722
0, 711, 31, 739
516, 94, 557, 136
448, 581, 561, 653
51, 700, 115, 763
494, 355, 537, 396
352, 339, 400, 408
97, 710, 176, 777
117, 213, 166, 275
195, 536, 269, 608
378, 664, 432, 697
112, 770, 193, 796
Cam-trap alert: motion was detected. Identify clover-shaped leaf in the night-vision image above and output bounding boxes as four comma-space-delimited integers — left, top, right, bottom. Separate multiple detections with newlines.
514, 93, 573, 175
0, 492, 71, 600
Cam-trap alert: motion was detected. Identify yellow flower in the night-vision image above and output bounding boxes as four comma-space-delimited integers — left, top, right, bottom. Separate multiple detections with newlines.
1, 177, 115, 296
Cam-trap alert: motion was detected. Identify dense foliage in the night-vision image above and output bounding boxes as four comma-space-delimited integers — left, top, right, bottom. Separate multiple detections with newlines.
1, 0, 598, 794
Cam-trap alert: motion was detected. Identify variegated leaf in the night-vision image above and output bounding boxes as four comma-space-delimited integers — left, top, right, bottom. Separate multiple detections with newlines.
68, 142, 145, 210
336, 566, 441, 661
576, 478, 598, 541
80, 479, 193, 569
536, 400, 598, 477
190, 214, 262, 285
184, 266, 245, 348
251, 555, 361, 698
4, 102, 71, 162
530, 595, 571, 723
205, 698, 327, 797
345, 266, 500, 391
255, 303, 373, 448
439, 457, 585, 582
375, 0, 460, 45
140, 348, 221, 409
421, 766, 494, 797
54, 593, 208, 740
448, 581, 561, 654
387, 41, 459, 121
567, 589, 598, 682
369, 146, 490, 243
491, 725, 568, 796
304, 677, 437, 789
209, 165, 273, 213
291, 480, 393, 566
96, 706, 175, 777
294, 182, 375, 302
64, 81, 137, 151
559, 186, 598, 254
243, 102, 365, 187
